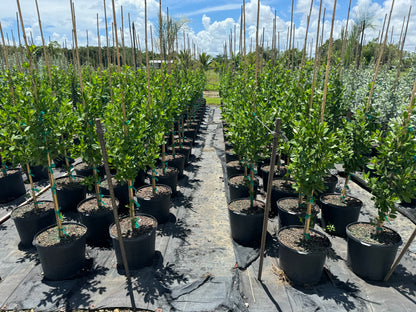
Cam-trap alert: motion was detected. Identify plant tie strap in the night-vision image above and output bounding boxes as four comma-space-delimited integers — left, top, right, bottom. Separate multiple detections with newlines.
303, 233, 310, 240
93, 165, 100, 173
305, 214, 311, 219
384, 216, 392, 225
309, 197, 314, 203
131, 198, 140, 208
345, 185, 349, 190
152, 168, 158, 176
125, 120, 130, 125
58, 227, 68, 236
134, 217, 140, 228
31, 187, 40, 192
408, 126, 414, 133
51, 181, 57, 194
376, 227, 383, 232
87, 120, 93, 126
252, 112, 274, 134
48, 163, 55, 175
413, 155, 416, 162
40, 111, 45, 122
128, 185, 138, 193
55, 207, 64, 220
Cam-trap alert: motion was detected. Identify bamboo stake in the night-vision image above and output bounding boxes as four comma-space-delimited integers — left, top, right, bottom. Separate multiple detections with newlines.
258, 118, 281, 280
96, 119, 131, 279
339, 0, 351, 71
128, 13, 133, 67
299, 0, 313, 80
320, 0, 337, 123
86, 29, 90, 66
308, 0, 323, 117
132, 22, 137, 69
289, 0, 294, 66
103, 0, 114, 101
144, 0, 155, 190
159, 0, 166, 172
365, 0, 396, 113
394, 6, 411, 91
121, 6, 126, 66
243, 0, 246, 79
35, 0, 52, 86
239, 6, 243, 55
97, 13, 103, 68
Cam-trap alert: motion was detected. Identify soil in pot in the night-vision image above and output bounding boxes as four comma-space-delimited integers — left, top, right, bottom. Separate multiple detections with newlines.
261, 165, 287, 191
228, 175, 259, 202
11, 201, 55, 248
270, 179, 297, 214
56, 176, 87, 213
0, 169, 26, 203
110, 215, 157, 271
73, 162, 105, 178
78, 196, 119, 245
277, 197, 319, 228
228, 199, 265, 246
164, 154, 185, 178
346, 222, 402, 281
151, 167, 179, 196
226, 160, 244, 178
320, 193, 363, 236
278, 226, 331, 285
136, 185, 172, 223
100, 178, 129, 212
33, 222, 87, 280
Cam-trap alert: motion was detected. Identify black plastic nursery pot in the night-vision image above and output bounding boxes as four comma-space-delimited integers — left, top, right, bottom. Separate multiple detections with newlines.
33, 222, 87, 280
346, 222, 402, 281
110, 214, 157, 271
136, 184, 172, 224
26, 165, 49, 182
184, 129, 197, 143
277, 225, 331, 285
170, 146, 192, 166
134, 169, 146, 188
225, 160, 244, 178
228, 174, 259, 202
261, 165, 287, 192
270, 179, 297, 213
73, 163, 105, 178
78, 196, 119, 245
151, 167, 179, 196
100, 178, 129, 211
277, 197, 319, 229
225, 150, 239, 163
11, 201, 55, 248
228, 198, 265, 246
166, 154, 185, 178
55, 176, 87, 213
0, 169, 26, 203
320, 193, 363, 236
53, 155, 74, 168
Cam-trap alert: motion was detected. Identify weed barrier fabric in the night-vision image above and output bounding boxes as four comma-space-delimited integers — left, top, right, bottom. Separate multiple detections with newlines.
1, 107, 416, 311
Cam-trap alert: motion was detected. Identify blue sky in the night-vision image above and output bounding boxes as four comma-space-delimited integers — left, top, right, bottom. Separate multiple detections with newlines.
0, 0, 414, 55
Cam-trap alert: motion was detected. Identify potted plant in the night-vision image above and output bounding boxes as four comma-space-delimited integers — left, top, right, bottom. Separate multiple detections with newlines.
346, 111, 416, 281
23, 68, 88, 280
0, 69, 56, 248
104, 67, 160, 270
320, 108, 373, 236
278, 116, 336, 285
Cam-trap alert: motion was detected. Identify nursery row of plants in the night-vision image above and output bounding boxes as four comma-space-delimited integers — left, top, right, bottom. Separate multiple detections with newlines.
0, 61, 206, 279
219, 55, 416, 284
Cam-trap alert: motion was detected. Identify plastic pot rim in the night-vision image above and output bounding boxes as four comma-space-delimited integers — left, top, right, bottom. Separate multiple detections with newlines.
346, 221, 403, 248
277, 225, 332, 255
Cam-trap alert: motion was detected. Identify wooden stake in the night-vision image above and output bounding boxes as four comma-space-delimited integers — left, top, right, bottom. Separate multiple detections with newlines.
299, 0, 313, 80
320, 0, 337, 123
96, 119, 131, 279
121, 6, 127, 66
308, 0, 323, 116
86, 29, 90, 66
103, 0, 114, 100
394, 6, 412, 90
365, 0, 396, 113
258, 118, 281, 280
128, 13, 133, 67
97, 14, 103, 68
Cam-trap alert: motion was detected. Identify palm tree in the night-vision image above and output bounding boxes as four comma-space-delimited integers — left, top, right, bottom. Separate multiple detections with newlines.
199, 52, 212, 70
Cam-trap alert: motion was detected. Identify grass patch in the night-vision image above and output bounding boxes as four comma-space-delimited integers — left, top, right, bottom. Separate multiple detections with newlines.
205, 70, 220, 91
205, 97, 221, 106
